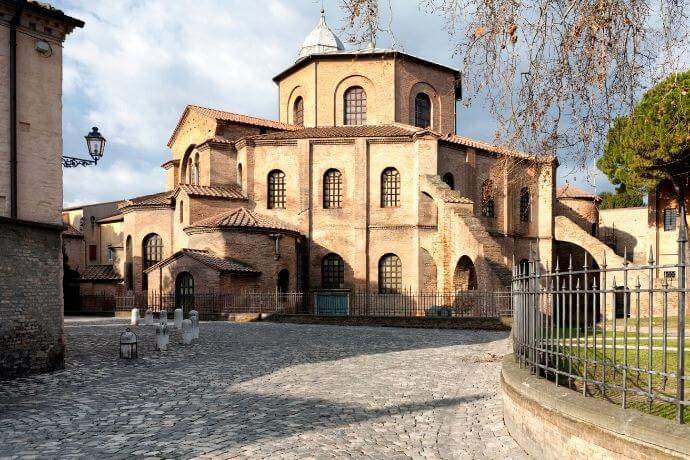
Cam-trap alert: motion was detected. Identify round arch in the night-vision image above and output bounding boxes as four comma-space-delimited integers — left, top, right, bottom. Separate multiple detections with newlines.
175, 272, 194, 312
179, 144, 196, 185
408, 81, 441, 130
333, 74, 376, 125
453, 256, 477, 291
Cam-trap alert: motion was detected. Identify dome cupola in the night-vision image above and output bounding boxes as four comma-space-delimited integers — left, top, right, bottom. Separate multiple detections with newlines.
297, 9, 345, 60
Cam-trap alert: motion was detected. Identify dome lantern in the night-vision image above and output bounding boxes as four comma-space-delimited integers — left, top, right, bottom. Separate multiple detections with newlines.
297, 9, 345, 60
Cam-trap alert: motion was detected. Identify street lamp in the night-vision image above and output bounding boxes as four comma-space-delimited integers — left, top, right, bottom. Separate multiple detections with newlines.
62, 126, 107, 168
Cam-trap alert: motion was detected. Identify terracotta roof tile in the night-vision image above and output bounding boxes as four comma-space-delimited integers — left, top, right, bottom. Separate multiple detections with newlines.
176, 184, 246, 200
79, 265, 122, 281
62, 224, 83, 238
187, 207, 297, 233
96, 214, 124, 224
243, 124, 418, 142
440, 133, 554, 162
557, 184, 601, 201
144, 249, 260, 274
119, 191, 173, 210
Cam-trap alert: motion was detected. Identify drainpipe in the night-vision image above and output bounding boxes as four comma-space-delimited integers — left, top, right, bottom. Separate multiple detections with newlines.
9, 7, 21, 218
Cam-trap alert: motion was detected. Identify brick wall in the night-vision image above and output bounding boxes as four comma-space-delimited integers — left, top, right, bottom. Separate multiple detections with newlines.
0, 219, 64, 379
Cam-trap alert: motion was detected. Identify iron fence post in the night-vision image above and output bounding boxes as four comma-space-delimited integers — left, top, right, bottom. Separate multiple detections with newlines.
677, 204, 687, 424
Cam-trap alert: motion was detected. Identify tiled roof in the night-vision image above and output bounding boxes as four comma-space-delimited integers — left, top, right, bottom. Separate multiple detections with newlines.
24, 0, 84, 27
186, 207, 297, 233
62, 224, 83, 238
557, 184, 601, 201
440, 133, 554, 163
242, 124, 419, 142
176, 184, 246, 200
144, 249, 260, 274
79, 265, 122, 281
96, 214, 123, 224
119, 191, 173, 210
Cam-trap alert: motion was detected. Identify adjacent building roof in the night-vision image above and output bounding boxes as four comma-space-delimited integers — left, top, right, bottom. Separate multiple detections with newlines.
119, 191, 173, 211
96, 214, 124, 224
186, 207, 298, 234
298, 9, 345, 60
62, 223, 83, 238
144, 248, 260, 275
79, 265, 122, 281
175, 184, 246, 200
557, 184, 601, 202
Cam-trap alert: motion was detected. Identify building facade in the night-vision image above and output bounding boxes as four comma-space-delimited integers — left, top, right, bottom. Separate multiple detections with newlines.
0, 0, 83, 378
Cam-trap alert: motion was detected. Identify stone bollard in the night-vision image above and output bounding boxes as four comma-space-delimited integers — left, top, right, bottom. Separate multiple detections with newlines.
181, 319, 193, 345
130, 308, 140, 326
156, 322, 169, 351
189, 310, 199, 340
144, 309, 154, 325
159, 310, 168, 325
174, 308, 183, 329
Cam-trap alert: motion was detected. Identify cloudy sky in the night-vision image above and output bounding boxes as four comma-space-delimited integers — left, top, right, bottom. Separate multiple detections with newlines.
55, 0, 610, 207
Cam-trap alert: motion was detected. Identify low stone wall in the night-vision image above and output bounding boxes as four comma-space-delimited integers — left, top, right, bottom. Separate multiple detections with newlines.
266, 314, 511, 330
0, 218, 64, 379
502, 355, 690, 459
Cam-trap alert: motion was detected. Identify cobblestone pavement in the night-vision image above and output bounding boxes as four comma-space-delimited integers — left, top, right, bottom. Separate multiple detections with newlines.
0, 318, 524, 459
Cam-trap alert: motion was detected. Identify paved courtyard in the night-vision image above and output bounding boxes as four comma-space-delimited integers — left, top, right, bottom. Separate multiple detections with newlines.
0, 318, 523, 459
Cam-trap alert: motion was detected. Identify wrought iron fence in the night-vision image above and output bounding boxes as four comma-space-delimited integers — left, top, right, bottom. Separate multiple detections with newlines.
64, 293, 116, 314
513, 217, 689, 423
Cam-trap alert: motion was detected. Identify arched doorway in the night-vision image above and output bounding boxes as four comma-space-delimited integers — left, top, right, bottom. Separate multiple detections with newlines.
453, 256, 477, 291
175, 272, 194, 312
554, 241, 601, 323
277, 269, 290, 293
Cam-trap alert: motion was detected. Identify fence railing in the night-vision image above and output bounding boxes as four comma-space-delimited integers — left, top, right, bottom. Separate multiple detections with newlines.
108, 289, 511, 318
513, 216, 689, 424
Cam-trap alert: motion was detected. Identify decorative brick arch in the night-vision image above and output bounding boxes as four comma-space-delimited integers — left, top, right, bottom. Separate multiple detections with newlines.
408, 81, 441, 131
179, 144, 196, 185
333, 75, 376, 125
286, 85, 305, 125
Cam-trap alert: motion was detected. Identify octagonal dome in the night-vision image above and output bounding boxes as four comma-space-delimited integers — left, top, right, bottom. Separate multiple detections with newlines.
298, 9, 345, 60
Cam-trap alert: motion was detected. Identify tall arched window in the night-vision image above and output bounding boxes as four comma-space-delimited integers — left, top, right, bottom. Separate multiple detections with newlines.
323, 169, 342, 208
379, 254, 402, 294
237, 163, 243, 188
381, 167, 400, 207
142, 233, 163, 291
321, 253, 345, 289
267, 170, 286, 209
414, 93, 431, 128
187, 157, 193, 184
125, 236, 133, 291
293, 96, 304, 126
192, 153, 200, 185
481, 179, 495, 218
344, 86, 366, 125
442, 172, 454, 190
519, 187, 530, 223
179, 201, 184, 223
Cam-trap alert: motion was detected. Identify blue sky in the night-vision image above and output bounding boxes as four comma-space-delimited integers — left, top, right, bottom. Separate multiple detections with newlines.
56, 0, 610, 207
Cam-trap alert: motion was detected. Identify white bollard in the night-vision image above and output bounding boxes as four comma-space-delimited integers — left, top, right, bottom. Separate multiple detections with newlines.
156, 322, 169, 351
159, 310, 168, 325
130, 308, 140, 326
181, 319, 193, 345
174, 308, 183, 329
144, 309, 154, 325
189, 310, 199, 340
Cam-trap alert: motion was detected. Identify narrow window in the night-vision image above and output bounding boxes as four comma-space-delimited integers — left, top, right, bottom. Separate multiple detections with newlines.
142, 234, 163, 291
664, 208, 677, 231
381, 168, 401, 208
89, 244, 97, 261
414, 93, 431, 128
323, 169, 342, 208
268, 170, 286, 209
321, 253, 345, 289
481, 179, 495, 218
125, 236, 133, 291
293, 96, 304, 126
442, 172, 454, 190
193, 153, 200, 185
519, 187, 530, 223
237, 163, 243, 188
179, 201, 184, 223
344, 86, 366, 125
379, 254, 402, 294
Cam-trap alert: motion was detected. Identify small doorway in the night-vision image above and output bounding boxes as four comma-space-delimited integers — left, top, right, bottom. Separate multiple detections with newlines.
175, 272, 194, 312
277, 269, 290, 293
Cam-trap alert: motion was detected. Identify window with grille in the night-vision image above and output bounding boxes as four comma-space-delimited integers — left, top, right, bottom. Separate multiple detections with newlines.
293, 97, 304, 126
142, 234, 163, 291
323, 169, 342, 208
664, 208, 677, 231
414, 93, 431, 128
379, 254, 402, 294
442, 172, 454, 190
344, 86, 366, 125
482, 179, 495, 218
381, 168, 401, 207
268, 170, 286, 209
519, 187, 530, 223
322, 253, 345, 289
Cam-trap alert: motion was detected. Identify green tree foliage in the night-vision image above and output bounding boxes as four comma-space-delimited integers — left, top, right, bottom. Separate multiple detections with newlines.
597, 70, 690, 192
598, 184, 645, 210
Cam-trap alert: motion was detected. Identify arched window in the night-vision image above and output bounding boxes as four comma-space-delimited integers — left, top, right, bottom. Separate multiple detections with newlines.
519, 187, 530, 223
344, 86, 366, 125
481, 179, 495, 218
125, 236, 133, 291
175, 272, 194, 312
321, 253, 345, 289
293, 96, 304, 126
323, 169, 342, 208
381, 167, 401, 207
187, 157, 193, 184
142, 233, 163, 291
379, 254, 402, 294
192, 153, 200, 185
442, 172, 454, 190
237, 163, 243, 188
179, 201, 184, 223
267, 170, 286, 209
414, 93, 431, 128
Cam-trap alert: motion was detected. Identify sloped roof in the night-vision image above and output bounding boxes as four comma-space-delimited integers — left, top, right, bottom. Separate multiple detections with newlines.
62, 223, 83, 238
440, 133, 555, 163
119, 191, 173, 211
79, 265, 122, 281
557, 184, 601, 201
175, 184, 246, 200
143, 249, 260, 275
168, 104, 300, 147
240, 124, 419, 143
97, 214, 124, 224
186, 207, 298, 233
